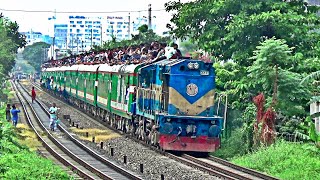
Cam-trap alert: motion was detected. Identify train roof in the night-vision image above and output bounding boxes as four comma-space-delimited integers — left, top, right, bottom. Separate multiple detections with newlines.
77, 64, 100, 72
98, 64, 113, 72
99, 63, 140, 73
120, 64, 141, 73
153, 59, 186, 67
44, 67, 58, 72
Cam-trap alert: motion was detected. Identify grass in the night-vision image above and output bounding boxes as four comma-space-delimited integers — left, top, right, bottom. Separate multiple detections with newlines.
231, 140, 320, 180
70, 127, 120, 142
0, 81, 72, 179
15, 124, 42, 151
0, 150, 72, 179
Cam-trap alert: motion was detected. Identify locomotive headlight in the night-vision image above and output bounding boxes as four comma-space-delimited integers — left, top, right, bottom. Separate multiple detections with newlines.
193, 63, 200, 69
187, 62, 194, 69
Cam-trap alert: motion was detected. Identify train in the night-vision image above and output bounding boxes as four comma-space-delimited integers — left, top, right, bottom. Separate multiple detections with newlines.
41, 58, 227, 153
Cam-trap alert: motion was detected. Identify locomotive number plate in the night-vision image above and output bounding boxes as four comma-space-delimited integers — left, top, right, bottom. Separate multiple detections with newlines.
200, 70, 209, 75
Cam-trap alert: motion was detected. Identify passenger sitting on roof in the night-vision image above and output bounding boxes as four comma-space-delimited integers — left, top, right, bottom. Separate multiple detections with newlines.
165, 45, 177, 60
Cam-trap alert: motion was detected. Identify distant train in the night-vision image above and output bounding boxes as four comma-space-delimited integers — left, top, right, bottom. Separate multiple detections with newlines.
41, 59, 227, 153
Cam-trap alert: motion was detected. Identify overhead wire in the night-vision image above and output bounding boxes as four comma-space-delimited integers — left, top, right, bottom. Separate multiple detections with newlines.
0, 8, 166, 14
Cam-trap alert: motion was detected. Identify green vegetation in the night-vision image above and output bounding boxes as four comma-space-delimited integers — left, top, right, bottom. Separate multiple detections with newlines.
0, 61, 71, 179
232, 141, 320, 180
165, 1, 320, 178
22, 42, 50, 71
0, 14, 26, 79
0, 151, 71, 179
0, 105, 71, 179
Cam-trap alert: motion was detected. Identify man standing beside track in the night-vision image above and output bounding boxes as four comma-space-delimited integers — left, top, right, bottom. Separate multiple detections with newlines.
49, 103, 58, 131
11, 104, 21, 127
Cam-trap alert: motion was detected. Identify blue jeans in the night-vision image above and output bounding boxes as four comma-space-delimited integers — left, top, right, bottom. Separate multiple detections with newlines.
12, 120, 18, 127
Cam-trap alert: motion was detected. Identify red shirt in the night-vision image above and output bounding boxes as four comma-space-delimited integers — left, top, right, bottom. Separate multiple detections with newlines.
32, 89, 36, 97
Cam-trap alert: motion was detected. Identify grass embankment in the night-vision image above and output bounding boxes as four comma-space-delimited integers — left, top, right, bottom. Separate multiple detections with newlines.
0, 81, 72, 179
231, 141, 320, 180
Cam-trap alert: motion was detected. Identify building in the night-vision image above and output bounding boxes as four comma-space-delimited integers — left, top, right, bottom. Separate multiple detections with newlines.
20, 31, 43, 45
51, 14, 157, 54
310, 102, 320, 133
104, 15, 130, 41
132, 17, 156, 34
54, 24, 68, 49
51, 15, 133, 54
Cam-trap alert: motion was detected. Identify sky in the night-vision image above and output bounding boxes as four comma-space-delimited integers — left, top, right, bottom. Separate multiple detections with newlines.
0, 0, 188, 35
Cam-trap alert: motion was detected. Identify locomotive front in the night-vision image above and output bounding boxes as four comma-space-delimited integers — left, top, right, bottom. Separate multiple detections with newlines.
155, 59, 226, 152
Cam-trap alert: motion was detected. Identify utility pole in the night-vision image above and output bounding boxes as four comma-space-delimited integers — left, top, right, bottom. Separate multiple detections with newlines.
82, 40, 84, 52
65, 37, 68, 50
148, 4, 152, 29
128, 13, 131, 40
100, 26, 103, 46
71, 34, 74, 54
91, 29, 93, 48
76, 35, 79, 55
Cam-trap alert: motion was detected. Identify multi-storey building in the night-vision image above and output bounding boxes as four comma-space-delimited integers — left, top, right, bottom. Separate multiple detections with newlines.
51, 15, 157, 54
20, 31, 44, 45
53, 15, 132, 53
54, 24, 68, 49
132, 17, 156, 33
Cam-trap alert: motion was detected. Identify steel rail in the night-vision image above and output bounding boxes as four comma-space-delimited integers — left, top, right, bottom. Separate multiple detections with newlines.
207, 156, 279, 180
11, 81, 96, 180
31, 81, 278, 180
21, 81, 142, 180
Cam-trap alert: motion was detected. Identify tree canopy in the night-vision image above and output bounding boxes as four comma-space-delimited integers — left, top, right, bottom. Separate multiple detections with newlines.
0, 14, 26, 78
165, 0, 320, 66
22, 42, 50, 71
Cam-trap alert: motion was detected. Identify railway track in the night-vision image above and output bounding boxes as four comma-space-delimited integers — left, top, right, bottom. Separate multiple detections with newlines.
14, 81, 142, 180
179, 154, 279, 180
12, 81, 96, 179
30, 81, 279, 180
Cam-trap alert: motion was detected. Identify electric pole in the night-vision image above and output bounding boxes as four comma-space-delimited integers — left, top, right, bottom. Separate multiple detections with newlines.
71, 34, 74, 54
65, 37, 68, 50
91, 29, 93, 48
128, 13, 131, 39
148, 4, 152, 29
76, 35, 79, 55
100, 26, 103, 46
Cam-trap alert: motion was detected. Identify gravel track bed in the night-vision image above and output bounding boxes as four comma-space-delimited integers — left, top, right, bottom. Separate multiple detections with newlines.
24, 81, 218, 180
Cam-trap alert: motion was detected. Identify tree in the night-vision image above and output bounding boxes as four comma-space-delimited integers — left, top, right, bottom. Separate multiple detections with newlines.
0, 15, 26, 50
99, 25, 170, 50
248, 38, 309, 116
0, 15, 25, 77
166, 0, 317, 114
165, 0, 320, 66
22, 42, 50, 71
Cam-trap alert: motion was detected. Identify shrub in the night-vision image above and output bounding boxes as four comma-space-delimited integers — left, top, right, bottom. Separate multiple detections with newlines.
212, 128, 249, 160
232, 140, 320, 179
0, 150, 72, 179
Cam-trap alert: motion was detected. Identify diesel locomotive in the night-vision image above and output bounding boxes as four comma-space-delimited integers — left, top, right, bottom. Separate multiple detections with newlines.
41, 58, 227, 152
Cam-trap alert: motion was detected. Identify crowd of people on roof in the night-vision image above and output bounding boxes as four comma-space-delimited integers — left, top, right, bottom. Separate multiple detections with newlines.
42, 41, 186, 68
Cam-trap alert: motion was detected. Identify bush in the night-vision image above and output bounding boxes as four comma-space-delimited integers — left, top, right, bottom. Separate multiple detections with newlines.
232, 140, 320, 179
0, 150, 71, 179
211, 128, 250, 159
0, 84, 71, 179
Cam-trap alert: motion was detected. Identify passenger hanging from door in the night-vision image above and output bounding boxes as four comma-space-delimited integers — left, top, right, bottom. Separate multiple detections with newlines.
125, 83, 130, 104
